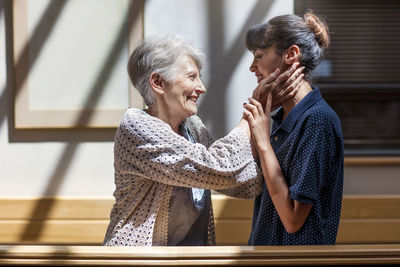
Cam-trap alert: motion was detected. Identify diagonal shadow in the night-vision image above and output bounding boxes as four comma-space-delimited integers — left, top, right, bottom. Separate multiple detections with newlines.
1, 0, 14, 131
19, 1, 136, 242
0, 86, 7, 127
0, 0, 8, 131
200, 0, 224, 137
0, 1, 3, 19
0, 0, 9, 130
199, 0, 275, 138
0, 1, 4, 35
201, 0, 275, 246
3, 0, 116, 142
0, 0, 68, 131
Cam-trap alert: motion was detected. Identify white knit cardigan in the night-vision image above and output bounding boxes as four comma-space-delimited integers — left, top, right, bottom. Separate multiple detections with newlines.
103, 108, 262, 246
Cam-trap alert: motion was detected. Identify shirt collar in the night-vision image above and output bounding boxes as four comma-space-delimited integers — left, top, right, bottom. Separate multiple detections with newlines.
272, 87, 322, 133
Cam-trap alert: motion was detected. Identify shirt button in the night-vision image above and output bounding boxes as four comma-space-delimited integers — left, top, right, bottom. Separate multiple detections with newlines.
274, 136, 279, 142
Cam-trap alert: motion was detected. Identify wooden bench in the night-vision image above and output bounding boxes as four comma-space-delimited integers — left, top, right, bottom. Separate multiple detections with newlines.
0, 194, 399, 245
214, 194, 400, 245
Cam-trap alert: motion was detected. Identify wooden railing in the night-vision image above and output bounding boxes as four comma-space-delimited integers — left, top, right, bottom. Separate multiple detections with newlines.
0, 195, 399, 245
0, 194, 399, 265
344, 156, 400, 165
0, 244, 400, 266
214, 194, 400, 245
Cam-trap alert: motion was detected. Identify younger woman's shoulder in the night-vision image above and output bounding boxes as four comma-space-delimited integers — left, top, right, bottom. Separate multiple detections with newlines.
305, 100, 341, 126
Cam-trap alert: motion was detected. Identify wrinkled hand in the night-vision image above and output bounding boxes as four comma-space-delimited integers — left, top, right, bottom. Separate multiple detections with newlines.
252, 62, 304, 111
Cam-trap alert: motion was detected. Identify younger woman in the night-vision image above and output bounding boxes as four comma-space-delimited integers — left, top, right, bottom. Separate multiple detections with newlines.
244, 12, 344, 245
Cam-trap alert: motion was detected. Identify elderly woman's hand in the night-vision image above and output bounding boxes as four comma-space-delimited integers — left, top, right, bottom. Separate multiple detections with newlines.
252, 62, 305, 111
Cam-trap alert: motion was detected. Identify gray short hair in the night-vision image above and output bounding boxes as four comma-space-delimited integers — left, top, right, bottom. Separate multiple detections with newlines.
128, 35, 204, 106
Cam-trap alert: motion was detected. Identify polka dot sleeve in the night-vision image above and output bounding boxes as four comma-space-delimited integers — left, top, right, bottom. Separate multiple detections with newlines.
288, 121, 335, 204
114, 108, 261, 190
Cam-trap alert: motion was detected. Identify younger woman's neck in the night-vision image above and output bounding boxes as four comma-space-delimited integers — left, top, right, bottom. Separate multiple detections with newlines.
146, 104, 182, 134
281, 80, 312, 120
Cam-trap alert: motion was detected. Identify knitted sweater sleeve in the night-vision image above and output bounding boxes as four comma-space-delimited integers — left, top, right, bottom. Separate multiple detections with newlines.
114, 109, 261, 190
185, 115, 262, 198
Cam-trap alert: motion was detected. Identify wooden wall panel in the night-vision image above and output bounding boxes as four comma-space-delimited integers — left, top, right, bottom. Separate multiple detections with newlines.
0, 195, 399, 245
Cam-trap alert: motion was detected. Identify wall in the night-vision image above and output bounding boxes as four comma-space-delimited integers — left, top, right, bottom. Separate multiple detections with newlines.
145, 0, 293, 137
0, 0, 116, 196
0, 0, 399, 196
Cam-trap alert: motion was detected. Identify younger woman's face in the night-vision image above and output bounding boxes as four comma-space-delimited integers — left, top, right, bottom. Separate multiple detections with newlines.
249, 45, 285, 83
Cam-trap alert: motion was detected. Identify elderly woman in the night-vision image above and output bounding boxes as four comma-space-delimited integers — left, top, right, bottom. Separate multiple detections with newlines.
103, 36, 302, 246
243, 12, 344, 245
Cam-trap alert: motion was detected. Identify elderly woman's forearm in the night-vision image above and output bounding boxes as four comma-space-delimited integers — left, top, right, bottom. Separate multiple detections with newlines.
237, 118, 259, 160
117, 111, 261, 190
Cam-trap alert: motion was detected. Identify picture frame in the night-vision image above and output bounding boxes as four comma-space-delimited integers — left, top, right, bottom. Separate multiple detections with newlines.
13, 0, 144, 128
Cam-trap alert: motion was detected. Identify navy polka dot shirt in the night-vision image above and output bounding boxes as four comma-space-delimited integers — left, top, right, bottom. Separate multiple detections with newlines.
248, 87, 344, 246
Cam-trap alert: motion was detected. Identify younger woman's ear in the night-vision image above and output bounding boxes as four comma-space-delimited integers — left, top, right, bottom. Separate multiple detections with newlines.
149, 72, 166, 95
284, 45, 300, 64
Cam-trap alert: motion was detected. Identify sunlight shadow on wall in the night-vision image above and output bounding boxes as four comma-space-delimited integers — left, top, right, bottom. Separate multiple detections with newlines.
199, 0, 275, 138
17, 0, 135, 242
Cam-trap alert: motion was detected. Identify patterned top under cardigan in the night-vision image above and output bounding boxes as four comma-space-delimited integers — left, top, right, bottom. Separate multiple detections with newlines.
103, 108, 262, 246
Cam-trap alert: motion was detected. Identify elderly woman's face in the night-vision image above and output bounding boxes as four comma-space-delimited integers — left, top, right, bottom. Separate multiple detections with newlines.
163, 55, 206, 119
249, 45, 284, 83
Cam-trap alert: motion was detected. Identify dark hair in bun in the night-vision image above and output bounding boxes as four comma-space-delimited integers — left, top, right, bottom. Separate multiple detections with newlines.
304, 11, 330, 49
246, 11, 330, 81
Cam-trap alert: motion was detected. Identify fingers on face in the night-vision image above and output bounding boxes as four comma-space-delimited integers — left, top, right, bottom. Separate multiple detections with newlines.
262, 68, 281, 84
274, 65, 304, 98
270, 69, 296, 96
258, 64, 304, 103
291, 73, 305, 90
277, 73, 304, 98
283, 67, 304, 88
269, 79, 282, 96
252, 89, 258, 100
275, 79, 302, 102
265, 92, 273, 114
254, 80, 266, 98
274, 62, 299, 85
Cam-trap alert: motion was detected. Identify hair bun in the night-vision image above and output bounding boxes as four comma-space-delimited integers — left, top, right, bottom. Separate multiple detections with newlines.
304, 12, 330, 49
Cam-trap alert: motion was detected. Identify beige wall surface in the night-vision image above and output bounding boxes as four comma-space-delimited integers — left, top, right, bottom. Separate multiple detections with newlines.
1, 0, 118, 196
0, 0, 399, 197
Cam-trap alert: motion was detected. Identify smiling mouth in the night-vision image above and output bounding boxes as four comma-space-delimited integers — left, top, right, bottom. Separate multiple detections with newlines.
187, 96, 198, 103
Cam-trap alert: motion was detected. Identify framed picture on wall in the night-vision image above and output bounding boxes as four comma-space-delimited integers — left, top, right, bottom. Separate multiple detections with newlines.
13, 0, 144, 129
